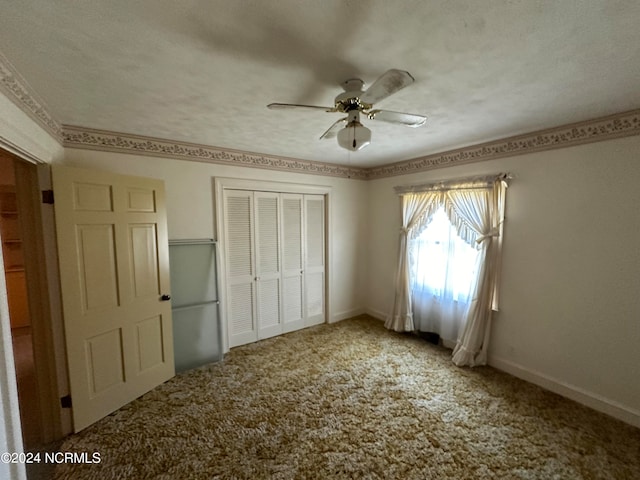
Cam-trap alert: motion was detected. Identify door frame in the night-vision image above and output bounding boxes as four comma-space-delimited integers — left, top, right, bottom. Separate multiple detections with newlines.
14, 160, 64, 443
213, 177, 332, 353
0, 151, 65, 447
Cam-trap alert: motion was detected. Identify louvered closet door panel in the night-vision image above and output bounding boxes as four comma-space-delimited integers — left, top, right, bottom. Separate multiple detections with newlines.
224, 190, 257, 347
281, 194, 304, 333
304, 195, 325, 326
254, 192, 282, 339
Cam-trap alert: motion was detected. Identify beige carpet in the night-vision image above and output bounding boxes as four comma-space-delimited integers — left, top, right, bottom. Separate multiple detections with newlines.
55, 316, 640, 479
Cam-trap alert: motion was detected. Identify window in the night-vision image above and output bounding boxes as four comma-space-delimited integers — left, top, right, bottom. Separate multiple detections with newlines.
386, 173, 508, 366
408, 206, 480, 343
410, 207, 479, 302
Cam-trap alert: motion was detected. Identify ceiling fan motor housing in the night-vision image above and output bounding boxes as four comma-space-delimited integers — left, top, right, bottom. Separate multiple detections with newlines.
334, 79, 373, 113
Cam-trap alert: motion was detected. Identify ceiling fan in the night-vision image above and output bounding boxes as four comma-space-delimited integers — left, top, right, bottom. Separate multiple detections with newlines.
267, 69, 427, 152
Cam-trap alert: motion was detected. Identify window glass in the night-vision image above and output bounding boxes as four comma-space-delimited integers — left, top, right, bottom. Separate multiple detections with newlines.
411, 207, 479, 301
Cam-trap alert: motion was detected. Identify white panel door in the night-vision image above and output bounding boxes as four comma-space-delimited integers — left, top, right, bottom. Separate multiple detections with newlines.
223, 190, 258, 347
52, 165, 174, 432
280, 194, 305, 333
304, 195, 325, 326
254, 192, 282, 339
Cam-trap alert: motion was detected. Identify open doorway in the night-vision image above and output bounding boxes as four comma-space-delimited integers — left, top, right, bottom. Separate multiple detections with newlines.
0, 154, 41, 447
0, 151, 63, 452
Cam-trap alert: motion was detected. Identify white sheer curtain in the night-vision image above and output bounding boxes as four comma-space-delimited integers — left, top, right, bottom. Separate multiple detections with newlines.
449, 180, 507, 366
387, 175, 508, 367
385, 192, 439, 332
410, 207, 479, 345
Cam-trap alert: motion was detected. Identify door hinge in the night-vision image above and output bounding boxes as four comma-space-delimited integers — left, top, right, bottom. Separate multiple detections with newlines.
60, 394, 72, 408
42, 189, 54, 204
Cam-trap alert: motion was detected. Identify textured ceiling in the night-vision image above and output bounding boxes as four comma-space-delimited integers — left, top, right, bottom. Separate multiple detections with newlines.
1, 0, 639, 167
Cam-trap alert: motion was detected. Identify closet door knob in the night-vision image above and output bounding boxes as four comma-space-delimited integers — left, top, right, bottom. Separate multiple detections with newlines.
160, 294, 171, 301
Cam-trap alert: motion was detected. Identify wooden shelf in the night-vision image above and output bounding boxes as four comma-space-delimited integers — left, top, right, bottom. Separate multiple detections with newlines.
1, 188, 25, 284
5, 267, 24, 273
0, 187, 29, 329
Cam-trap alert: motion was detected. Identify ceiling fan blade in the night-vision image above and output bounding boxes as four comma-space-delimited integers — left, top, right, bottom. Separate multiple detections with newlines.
267, 103, 335, 112
319, 117, 347, 139
368, 109, 427, 127
359, 69, 415, 105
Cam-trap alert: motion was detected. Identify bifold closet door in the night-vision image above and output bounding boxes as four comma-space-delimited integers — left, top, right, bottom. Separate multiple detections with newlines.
223, 190, 257, 348
223, 189, 326, 348
281, 194, 304, 333
254, 192, 282, 340
304, 195, 325, 326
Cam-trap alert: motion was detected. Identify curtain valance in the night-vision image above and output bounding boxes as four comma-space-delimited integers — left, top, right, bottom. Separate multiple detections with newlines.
394, 173, 510, 195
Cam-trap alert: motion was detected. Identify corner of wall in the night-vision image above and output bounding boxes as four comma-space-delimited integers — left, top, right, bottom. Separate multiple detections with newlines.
364, 307, 386, 322
332, 308, 366, 323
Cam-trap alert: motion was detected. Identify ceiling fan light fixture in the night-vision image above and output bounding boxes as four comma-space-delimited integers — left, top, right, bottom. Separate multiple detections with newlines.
337, 111, 371, 151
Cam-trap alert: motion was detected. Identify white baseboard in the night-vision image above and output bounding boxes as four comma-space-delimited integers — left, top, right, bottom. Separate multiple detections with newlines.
364, 307, 386, 321
489, 355, 640, 429
331, 308, 365, 323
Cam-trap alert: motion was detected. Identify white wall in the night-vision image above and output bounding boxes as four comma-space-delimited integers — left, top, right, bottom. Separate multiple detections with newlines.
60, 149, 369, 322
366, 135, 640, 427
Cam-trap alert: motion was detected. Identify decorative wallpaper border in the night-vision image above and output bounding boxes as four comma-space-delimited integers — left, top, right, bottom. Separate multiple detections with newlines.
62, 126, 369, 180
0, 50, 63, 142
63, 109, 640, 180
366, 109, 640, 179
